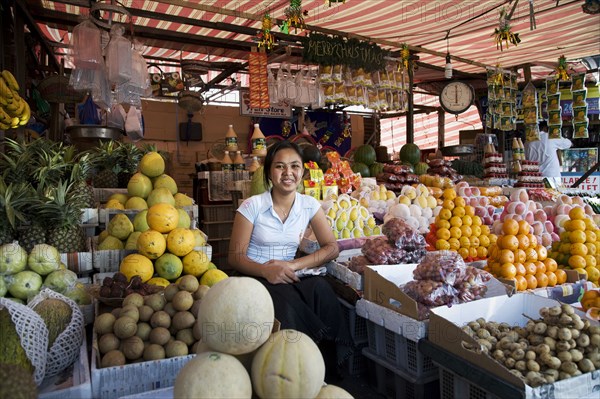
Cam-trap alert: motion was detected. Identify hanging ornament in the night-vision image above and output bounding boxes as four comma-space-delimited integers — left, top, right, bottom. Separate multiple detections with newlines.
282, 0, 307, 34
326, 0, 346, 6
257, 12, 275, 50
555, 55, 570, 81
492, 64, 504, 87
399, 43, 410, 71
492, 7, 521, 51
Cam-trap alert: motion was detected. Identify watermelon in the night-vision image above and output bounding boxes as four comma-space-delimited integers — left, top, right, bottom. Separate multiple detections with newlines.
369, 162, 384, 178
351, 162, 370, 177
301, 145, 321, 164
399, 143, 421, 166
353, 145, 376, 166
414, 162, 429, 175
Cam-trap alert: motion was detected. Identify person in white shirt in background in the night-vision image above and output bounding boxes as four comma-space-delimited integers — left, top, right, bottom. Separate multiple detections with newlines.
525, 121, 572, 188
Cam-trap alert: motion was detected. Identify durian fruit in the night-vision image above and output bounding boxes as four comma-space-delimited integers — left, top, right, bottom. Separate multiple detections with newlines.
0, 363, 37, 399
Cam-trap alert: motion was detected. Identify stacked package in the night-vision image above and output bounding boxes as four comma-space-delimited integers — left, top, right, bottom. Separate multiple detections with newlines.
515, 160, 544, 188
402, 251, 492, 319
376, 164, 419, 192
483, 152, 508, 179
427, 159, 463, 183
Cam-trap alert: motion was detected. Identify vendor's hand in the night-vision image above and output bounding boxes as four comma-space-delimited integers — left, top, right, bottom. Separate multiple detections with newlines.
261, 260, 299, 285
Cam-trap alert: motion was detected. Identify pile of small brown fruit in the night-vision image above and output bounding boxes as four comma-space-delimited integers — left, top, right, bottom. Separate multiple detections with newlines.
462, 303, 599, 387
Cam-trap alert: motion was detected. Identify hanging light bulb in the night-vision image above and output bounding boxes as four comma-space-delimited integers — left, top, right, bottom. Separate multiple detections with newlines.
445, 53, 453, 79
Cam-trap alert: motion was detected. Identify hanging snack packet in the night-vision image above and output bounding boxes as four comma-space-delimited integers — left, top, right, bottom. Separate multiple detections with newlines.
548, 125, 563, 139
331, 65, 343, 83
523, 107, 537, 125
548, 108, 562, 125
571, 72, 585, 91
319, 65, 333, 83
573, 105, 588, 123
573, 120, 589, 139
546, 76, 559, 95
572, 89, 588, 107
525, 124, 540, 142
547, 93, 561, 110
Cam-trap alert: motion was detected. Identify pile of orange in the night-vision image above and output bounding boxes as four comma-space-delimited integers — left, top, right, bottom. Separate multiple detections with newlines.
549, 206, 600, 286
485, 218, 565, 291
581, 290, 600, 312
431, 189, 496, 261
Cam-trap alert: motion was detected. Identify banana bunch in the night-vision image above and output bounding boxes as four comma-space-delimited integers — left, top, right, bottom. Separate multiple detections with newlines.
0, 70, 30, 130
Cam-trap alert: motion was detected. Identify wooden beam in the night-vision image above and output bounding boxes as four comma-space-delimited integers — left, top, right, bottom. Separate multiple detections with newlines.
15, 0, 60, 72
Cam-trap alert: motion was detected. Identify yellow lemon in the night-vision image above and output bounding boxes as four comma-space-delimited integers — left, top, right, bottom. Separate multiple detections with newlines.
450, 216, 463, 227
569, 206, 586, 220
439, 208, 452, 221
199, 269, 229, 287
182, 250, 211, 277
568, 255, 586, 269
436, 228, 451, 241
119, 254, 154, 283
436, 219, 451, 230
436, 239, 450, 250
448, 238, 460, 251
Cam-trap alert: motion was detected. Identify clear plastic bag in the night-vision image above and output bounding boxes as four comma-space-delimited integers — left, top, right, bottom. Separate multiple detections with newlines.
403, 280, 459, 307
105, 24, 133, 85
347, 255, 369, 274
72, 19, 103, 70
413, 250, 467, 285
361, 237, 408, 265
382, 218, 425, 250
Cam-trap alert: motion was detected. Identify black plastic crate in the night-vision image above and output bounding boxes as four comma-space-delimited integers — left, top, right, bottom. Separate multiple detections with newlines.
338, 297, 368, 345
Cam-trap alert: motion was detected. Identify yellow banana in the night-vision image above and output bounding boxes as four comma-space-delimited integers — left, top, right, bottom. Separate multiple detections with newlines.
0, 121, 10, 130
10, 88, 20, 102
5, 97, 20, 115
1, 70, 19, 91
14, 98, 25, 117
10, 117, 19, 128
0, 77, 13, 100
0, 107, 11, 122
0, 95, 7, 106
18, 102, 30, 125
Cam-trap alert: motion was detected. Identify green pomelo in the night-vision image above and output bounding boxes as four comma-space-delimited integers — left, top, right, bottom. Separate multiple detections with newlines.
0, 277, 6, 297
108, 193, 129, 206
125, 196, 148, 210
146, 188, 176, 207
98, 230, 110, 244
177, 208, 191, 229
7, 271, 43, 300
28, 244, 60, 276
192, 229, 206, 247
43, 269, 78, 294
153, 174, 178, 195
125, 231, 142, 250
65, 283, 92, 305
108, 214, 134, 240
127, 173, 153, 199
174, 193, 193, 207
133, 210, 150, 232
98, 236, 124, 250
0, 243, 28, 275
139, 152, 165, 178
155, 253, 183, 281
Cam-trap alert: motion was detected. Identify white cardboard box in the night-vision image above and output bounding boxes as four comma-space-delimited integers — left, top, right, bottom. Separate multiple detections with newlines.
429, 294, 600, 399
327, 261, 363, 291
60, 238, 94, 274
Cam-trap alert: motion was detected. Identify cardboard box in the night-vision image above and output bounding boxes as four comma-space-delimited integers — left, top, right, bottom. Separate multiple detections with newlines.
363, 264, 513, 320
327, 261, 363, 291
61, 238, 93, 274
500, 270, 589, 304
80, 208, 99, 224
428, 294, 600, 399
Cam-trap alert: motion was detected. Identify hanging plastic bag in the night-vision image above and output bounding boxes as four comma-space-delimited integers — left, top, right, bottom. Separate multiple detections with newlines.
267, 68, 278, 105
78, 96, 101, 125
72, 18, 103, 70
124, 106, 143, 141
105, 24, 133, 85
107, 103, 126, 130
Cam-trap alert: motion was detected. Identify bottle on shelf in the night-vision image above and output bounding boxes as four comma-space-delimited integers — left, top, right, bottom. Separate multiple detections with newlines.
225, 125, 238, 152
222, 150, 233, 172
251, 123, 267, 156
517, 138, 525, 160
248, 156, 261, 173
233, 151, 246, 171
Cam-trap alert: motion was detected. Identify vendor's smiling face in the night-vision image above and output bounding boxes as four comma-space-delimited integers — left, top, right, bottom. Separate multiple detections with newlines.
270, 148, 303, 193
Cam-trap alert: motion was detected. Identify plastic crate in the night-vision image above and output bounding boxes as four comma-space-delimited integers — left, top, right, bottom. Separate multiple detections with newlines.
366, 319, 436, 380
344, 343, 368, 376
439, 366, 501, 399
363, 348, 439, 399
338, 297, 368, 345
201, 204, 234, 222
119, 387, 173, 398
201, 221, 233, 240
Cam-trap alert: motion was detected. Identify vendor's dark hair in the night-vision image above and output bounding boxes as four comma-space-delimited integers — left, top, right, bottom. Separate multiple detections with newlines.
263, 140, 303, 187
539, 120, 548, 131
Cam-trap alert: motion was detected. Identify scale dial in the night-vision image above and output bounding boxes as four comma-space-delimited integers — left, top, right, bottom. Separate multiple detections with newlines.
439, 81, 475, 114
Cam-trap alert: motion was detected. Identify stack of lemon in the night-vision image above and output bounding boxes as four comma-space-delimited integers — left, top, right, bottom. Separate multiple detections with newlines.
433, 188, 496, 261
549, 206, 600, 286
485, 218, 565, 291
324, 194, 380, 239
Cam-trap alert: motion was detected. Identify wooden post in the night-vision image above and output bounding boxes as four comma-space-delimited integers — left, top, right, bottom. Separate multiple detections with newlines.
438, 108, 445, 149
407, 60, 414, 144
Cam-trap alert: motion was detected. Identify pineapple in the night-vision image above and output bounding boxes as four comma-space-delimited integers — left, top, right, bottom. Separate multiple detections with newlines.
38, 181, 87, 253
0, 177, 31, 245
68, 152, 96, 208
91, 140, 122, 188
116, 142, 143, 188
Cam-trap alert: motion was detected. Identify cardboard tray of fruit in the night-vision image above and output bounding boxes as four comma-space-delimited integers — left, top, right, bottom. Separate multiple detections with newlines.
92, 272, 164, 308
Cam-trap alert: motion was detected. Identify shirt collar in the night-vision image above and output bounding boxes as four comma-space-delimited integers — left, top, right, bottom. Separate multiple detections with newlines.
259, 190, 300, 216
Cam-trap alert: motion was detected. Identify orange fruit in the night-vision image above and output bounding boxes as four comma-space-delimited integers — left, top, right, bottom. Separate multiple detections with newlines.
453, 207, 466, 218
524, 262, 537, 275
587, 243, 598, 256
459, 236, 471, 249
462, 215, 473, 226
570, 230, 587, 244
569, 220, 586, 232
469, 247, 478, 259
499, 249, 515, 264
585, 255, 597, 269
536, 245, 548, 261
502, 219, 520, 236
436, 228, 451, 240
534, 261, 546, 274
450, 226, 462, 239
454, 197, 466, 208
479, 235, 490, 247
516, 234, 530, 250
450, 216, 463, 227
464, 206, 475, 217
435, 219, 451, 230
488, 244, 498, 259
586, 266, 600, 282
470, 236, 480, 248
476, 246, 488, 259
525, 274, 538, 290
471, 225, 482, 237
443, 188, 457, 200
559, 243, 572, 254
438, 208, 452, 220
543, 258, 558, 272
585, 230, 597, 243
501, 263, 517, 279
448, 237, 461, 251
525, 247, 538, 262
568, 255, 586, 269
515, 262, 526, 276
458, 247, 469, 259
442, 199, 455, 210
481, 225, 491, 235
435, 239, 451, 250
461, 225, 473, 238
535, 272, 549, 288
515, 275, 528, 291
571, 242, 589, 256
582, 290, 600, 302
546, 271, 558, 287
560, 231, 571, 242
569, 206, 586, 220
518, 220, 531, 235
574, 267, 588, 280
555, 269, 567, 284
472, 216, 483, 226
527, 234, 538, 248
515, 249, 527, 263
502, 235, 519, 251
